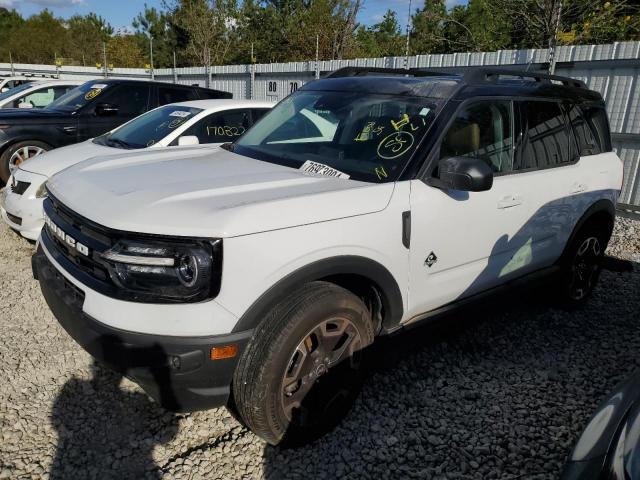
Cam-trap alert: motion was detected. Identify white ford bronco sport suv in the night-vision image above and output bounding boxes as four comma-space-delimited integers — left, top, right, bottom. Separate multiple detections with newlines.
32, 67, 623, 445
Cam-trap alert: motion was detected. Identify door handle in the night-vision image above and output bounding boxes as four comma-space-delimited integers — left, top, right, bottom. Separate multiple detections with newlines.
569, 182, 587, 194
497, 194, 523, 209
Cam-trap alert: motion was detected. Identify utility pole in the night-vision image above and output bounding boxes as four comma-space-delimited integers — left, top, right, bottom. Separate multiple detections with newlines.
548, 0, 562, 75
149, 35, 155, 80
103, 42, 108, 79
250, 43, 255, 99
404, 0, 413, 69
315, 34, 320, 79
173, 51, 178, 84
9, 52, 14, 76
205, 49, 211, 88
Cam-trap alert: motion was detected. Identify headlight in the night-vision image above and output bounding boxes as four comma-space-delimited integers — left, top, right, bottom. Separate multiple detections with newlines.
100, 238, 222, 303
35, 182, 48, 199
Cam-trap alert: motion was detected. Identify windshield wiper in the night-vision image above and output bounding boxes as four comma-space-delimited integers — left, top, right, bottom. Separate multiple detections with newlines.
106, 137, 139, 149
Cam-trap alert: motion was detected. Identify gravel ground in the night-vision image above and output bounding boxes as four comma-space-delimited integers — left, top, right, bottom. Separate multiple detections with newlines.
0, 217, 638, 480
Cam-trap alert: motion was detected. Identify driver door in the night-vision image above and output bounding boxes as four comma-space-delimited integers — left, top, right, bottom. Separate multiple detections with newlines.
78, 84, 150, 141
406, 99, 534, 318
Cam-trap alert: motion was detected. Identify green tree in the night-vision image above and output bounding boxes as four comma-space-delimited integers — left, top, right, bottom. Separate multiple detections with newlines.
107, 35, 147, 67
410, 0, 448, 54
65, 14, 113, 66
355, 10, 404, 57
0, 8, 24, 63
165, 0, 240, 67
7, 10, 67, 64
133, 4, 179, 68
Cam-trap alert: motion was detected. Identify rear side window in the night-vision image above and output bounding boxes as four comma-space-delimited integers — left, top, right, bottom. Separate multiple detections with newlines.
519, 101, 571, 169
583, 105, 612, 153
158, 87, 198, 105
439, 100, 514, 173
567, 104, 602, 156
183, 109, 252, 144
197, 89, 231, 100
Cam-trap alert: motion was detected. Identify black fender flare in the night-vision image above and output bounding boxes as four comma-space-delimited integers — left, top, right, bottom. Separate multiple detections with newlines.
231, 255, 404, 333
559, 198, 616, 262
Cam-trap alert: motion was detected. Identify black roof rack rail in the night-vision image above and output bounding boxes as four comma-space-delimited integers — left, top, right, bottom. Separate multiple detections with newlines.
326, 66, 587, 90
462, 67, 586, 89
327, 66, 455, 79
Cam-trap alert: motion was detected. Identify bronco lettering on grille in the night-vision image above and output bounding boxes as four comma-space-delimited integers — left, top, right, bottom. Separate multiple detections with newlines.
43, 212, 89, 256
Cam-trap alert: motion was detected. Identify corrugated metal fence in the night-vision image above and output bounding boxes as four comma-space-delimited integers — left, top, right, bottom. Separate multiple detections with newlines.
1, 41, 639, 206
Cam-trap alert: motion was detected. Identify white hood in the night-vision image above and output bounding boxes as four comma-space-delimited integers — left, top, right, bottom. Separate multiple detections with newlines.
20, 140, 115, 178
47, 148, 394, 238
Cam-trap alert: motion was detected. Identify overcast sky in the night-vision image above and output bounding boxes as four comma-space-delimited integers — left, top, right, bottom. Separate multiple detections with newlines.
1, 0, 468, 30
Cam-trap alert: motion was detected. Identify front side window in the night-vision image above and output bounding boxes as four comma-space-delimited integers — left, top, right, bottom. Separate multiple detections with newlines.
439, 100, 514, 173
46, 82, 111, 112
93, 105, 202, 149
98, 85, 149, 116
234, 90, 439, 183
518, 101, 571, 169
183, 109, 251, 144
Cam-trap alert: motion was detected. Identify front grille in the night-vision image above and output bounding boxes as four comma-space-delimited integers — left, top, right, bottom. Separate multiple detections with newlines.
10, 180, 30, 195
43, 196, 114, 291
6, 212, 22, 226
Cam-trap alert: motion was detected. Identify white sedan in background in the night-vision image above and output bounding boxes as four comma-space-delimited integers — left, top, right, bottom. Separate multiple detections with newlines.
0, 80, 82, 109
0, 99, 274, 240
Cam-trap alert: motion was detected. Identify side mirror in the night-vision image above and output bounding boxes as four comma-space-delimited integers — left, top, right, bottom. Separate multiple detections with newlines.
177, 135, 200, 146
95, 103, 118, 116
17, 102, 33, 109
0, 87, 8, 93
432, 156, 493, 192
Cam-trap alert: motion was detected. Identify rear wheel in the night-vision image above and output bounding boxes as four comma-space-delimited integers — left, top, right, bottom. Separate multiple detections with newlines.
556, 224, 610, 309
232, 281, 374, 446
0, 141, 50, 182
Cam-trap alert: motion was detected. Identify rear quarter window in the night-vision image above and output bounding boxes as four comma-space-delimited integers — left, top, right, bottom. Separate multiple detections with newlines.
583, 105, 612, 153
567, 104, 601, 156
158, 87, 198, 105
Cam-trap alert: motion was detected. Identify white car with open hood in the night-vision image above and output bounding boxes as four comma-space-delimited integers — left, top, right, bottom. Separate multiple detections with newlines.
0, 99, 273, 240
31, 67, 623, 446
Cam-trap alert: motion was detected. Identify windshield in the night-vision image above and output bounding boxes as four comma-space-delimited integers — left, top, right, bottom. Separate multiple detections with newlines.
93, 105, 203, 149
0, 83, 33, 102
45, 82, 108, 112
234, 90, 439, 183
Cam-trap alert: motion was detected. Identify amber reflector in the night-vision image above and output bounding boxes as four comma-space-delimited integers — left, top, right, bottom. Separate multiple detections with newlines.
210, 344, 238, 360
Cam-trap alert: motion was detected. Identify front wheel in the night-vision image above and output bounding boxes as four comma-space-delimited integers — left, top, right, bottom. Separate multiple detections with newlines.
556, 224, 610, 309
232, 281, 374, 446
0, 141, 50, 182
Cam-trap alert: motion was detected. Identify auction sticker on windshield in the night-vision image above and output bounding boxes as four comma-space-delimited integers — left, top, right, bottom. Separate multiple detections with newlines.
169, 111, 192, 117
299, 160, 350, 179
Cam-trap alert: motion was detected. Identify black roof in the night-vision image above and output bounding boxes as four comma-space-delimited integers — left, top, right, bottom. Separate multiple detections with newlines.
78, 78, 224, 91
304, 66, 602, 103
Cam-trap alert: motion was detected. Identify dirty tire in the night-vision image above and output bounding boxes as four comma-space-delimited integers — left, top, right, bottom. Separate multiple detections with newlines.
233, 281, 374, 446
555, 223, 610, 309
